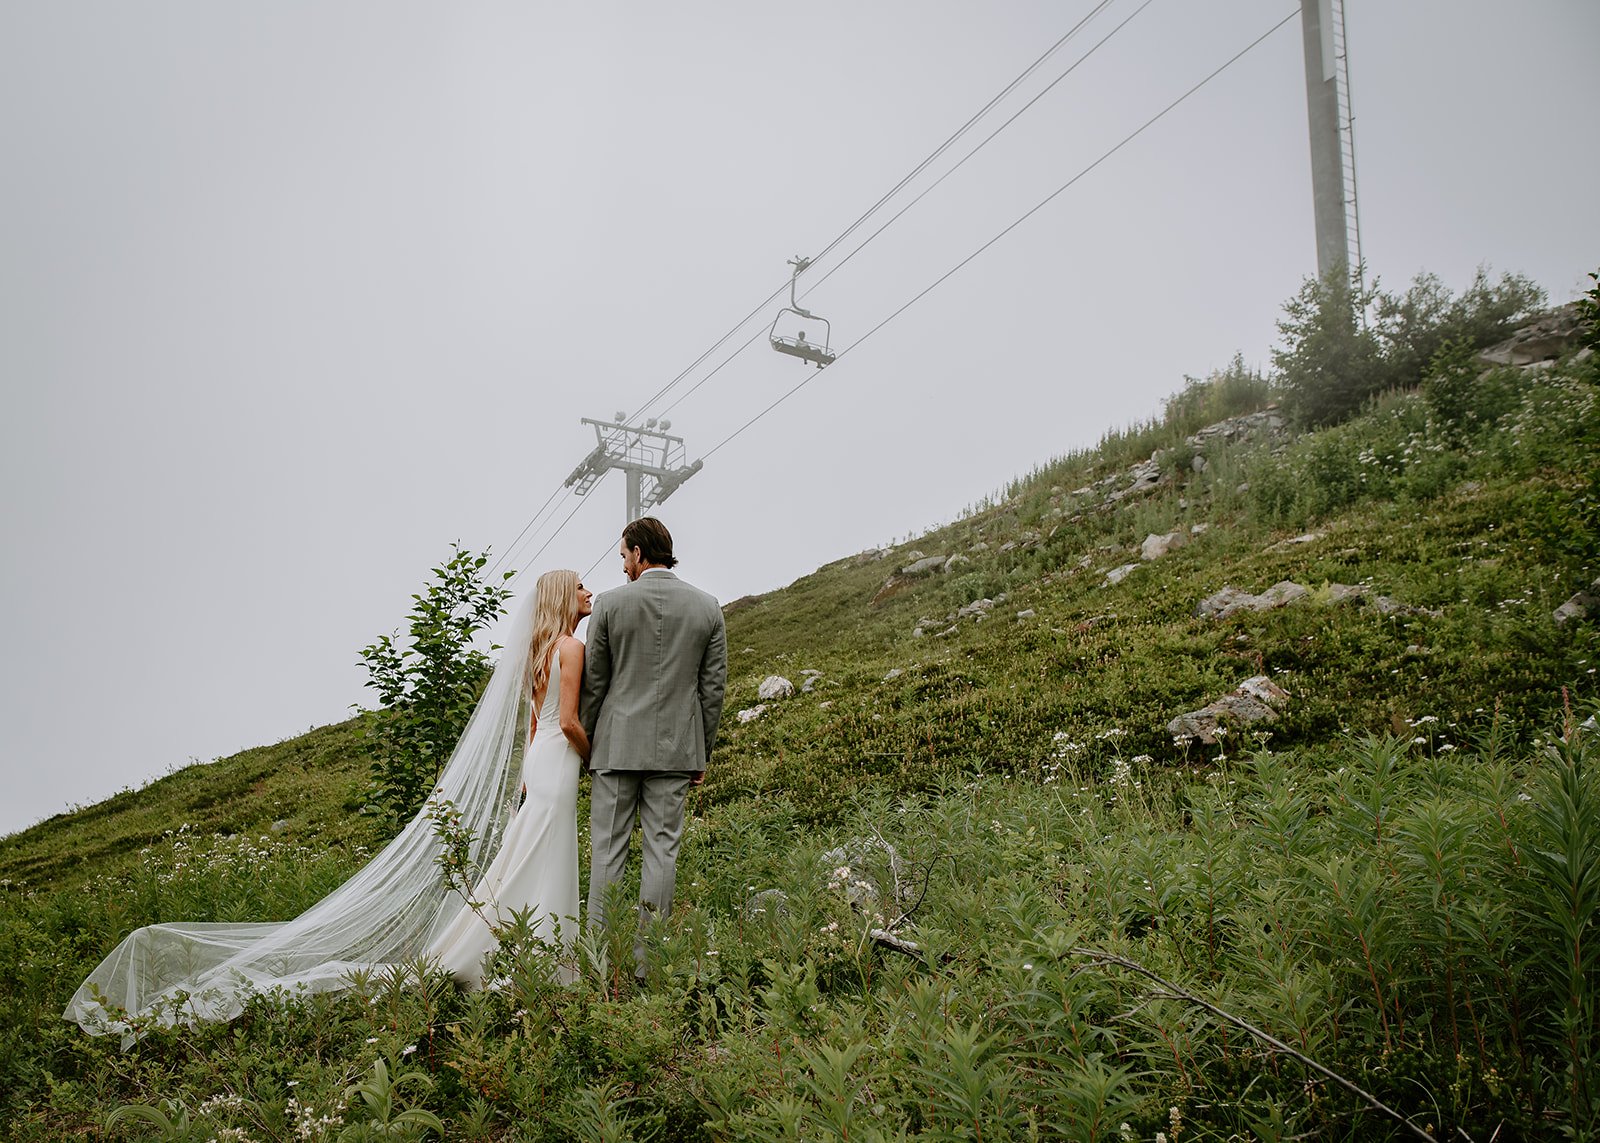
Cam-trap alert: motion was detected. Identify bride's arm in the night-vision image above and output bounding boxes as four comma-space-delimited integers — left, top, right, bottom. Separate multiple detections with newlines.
557, 637, 591, 763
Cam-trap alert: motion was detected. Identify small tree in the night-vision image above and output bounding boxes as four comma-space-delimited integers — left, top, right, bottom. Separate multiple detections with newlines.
359, 544, 514, 824
1374, 266, 1544, 382
1271, 266, 1384, 429
1274, 264, 1546, 429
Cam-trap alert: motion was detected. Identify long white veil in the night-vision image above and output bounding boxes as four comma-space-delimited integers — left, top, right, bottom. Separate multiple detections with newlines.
64, 587, 541, 1044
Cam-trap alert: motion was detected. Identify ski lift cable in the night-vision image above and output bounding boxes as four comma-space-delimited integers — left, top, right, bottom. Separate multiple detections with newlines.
801, 0, 1119, 272
485, 483, 572, 578
502, 488, 595, 590
652, 0, 1154, 422
699, 8, 1299, 465
797, 0, 1160, 301
490, 1, 1168, 573
626, 0, 1120, 424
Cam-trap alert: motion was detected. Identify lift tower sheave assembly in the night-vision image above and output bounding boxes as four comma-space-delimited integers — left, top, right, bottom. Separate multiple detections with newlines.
564, 413, 705, 527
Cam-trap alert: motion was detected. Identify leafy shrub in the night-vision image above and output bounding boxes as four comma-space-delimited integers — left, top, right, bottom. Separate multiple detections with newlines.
358, 545, 513, 824
1271, 267, 1385, 429
1373, 267, 1545, 386
1275, 266, 1546, 429
1579, 268, 1600, 353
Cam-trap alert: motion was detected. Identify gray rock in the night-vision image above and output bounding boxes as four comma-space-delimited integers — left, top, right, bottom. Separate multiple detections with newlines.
1326, 583, 1367, 605
1270, 531, 1326, 551
1554, 580, 1600, 626
902, 554, 947, 577
958, 598, 995, 620
944, 553, 971, 573
1190, 522, 1210, 535
736, 705, 768, 724
802, 675, 823, 693
882, 668, 904, 681
1196, 581, 1308, 619
745, 888, 789, 918
1167, 675, 1291, 744
270, 819, 290, 834
758, 675, 795, 701
821, 838, 911, 914
1192, 454, 1209, 474
1371, 595, 1442, 619
1141, 530, 1187, 561
1016, 609, 1036, 621
1478, 303, 1583, 366
1104, 563, 1140, 587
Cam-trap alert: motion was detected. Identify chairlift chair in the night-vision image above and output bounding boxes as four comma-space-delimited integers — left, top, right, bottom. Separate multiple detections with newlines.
768, 255, 836, 368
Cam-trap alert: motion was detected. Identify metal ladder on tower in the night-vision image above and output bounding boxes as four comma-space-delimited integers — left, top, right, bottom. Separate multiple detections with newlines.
1329, 0, 1364, 297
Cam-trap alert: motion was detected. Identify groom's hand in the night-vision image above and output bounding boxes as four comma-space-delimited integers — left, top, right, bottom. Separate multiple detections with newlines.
690, 770, 705, 786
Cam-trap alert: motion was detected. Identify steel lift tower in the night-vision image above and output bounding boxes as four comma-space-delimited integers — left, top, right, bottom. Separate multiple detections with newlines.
1300, 0, 1363, 288
563, 413, 704, 527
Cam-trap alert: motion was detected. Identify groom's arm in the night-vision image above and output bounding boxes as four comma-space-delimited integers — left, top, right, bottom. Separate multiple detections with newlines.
580, 598, 611, 740
696, 604, 727, 769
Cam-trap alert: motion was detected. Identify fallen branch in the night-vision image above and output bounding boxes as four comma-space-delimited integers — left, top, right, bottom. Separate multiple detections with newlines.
1068, 947, 1451, 1143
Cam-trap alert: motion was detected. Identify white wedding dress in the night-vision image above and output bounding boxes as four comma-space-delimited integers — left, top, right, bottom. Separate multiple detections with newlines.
64, 588, 574, 1043
428, 648, 580, 985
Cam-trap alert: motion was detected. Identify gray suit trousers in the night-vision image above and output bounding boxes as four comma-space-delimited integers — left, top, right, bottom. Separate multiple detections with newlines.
587, 770, 692, 962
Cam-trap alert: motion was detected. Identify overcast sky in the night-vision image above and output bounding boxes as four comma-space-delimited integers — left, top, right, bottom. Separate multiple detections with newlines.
3, 1, 1596, 838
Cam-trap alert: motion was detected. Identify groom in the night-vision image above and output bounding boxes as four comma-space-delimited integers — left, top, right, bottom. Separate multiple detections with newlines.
580, 517, 727, 969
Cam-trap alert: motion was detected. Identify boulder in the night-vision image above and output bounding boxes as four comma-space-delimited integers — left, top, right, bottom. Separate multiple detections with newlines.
902, 554, 947, 577
944, 554, 971, 573
821, 837, 911, 915
758, 675, 795, 701
736, 705, 768, 724
1554, 579, 1600, 627
958, 598, 995, 620
1196, 581, 1309, 619
1167, 675, 1291, 744
1141, 530, 1187, 561
1479, 303, 1583, 366
1104, 563, 1140, 587
1326, 583, 1367, 605
1016, 609, 1036, 621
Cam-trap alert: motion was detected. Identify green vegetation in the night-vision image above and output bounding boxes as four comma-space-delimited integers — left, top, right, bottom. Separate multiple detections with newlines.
1, 277, 1596, 1140
358, 545, 513, 824
1273, 266, 1544, 429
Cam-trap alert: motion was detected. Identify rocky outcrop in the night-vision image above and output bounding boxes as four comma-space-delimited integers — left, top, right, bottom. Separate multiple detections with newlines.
1554, 578, 1600, 627
1196, 581, 1309, 619
1479, 303, 1584, 366
1168, 675, 1290, 744
1196, 581, 1440, 621
1141, 530, 1188, 561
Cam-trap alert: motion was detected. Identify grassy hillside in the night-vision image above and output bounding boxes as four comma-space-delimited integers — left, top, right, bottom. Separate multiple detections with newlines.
1, 335, 1596, 1141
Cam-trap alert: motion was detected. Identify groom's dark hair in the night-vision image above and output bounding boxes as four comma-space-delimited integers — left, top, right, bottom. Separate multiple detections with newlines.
623, 517, 678, 568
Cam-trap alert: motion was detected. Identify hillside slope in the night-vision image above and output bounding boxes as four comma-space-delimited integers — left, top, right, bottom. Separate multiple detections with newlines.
1, 330, 1597, 1141
5, 349, 1597, 887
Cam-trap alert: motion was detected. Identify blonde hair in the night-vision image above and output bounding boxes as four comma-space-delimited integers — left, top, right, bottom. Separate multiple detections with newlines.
525, 569, 580, 704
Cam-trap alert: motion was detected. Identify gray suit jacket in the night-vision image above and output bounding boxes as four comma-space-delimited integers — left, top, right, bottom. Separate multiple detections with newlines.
580, 570, 727, 773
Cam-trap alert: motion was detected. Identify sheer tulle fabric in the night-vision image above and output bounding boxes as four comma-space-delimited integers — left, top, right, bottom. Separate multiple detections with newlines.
64, 591, 541, 1044
428, 648, 580, 986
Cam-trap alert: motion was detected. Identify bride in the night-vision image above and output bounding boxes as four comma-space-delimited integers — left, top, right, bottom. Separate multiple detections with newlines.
430, 570, 590, 984
64, 569, 591, 1042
